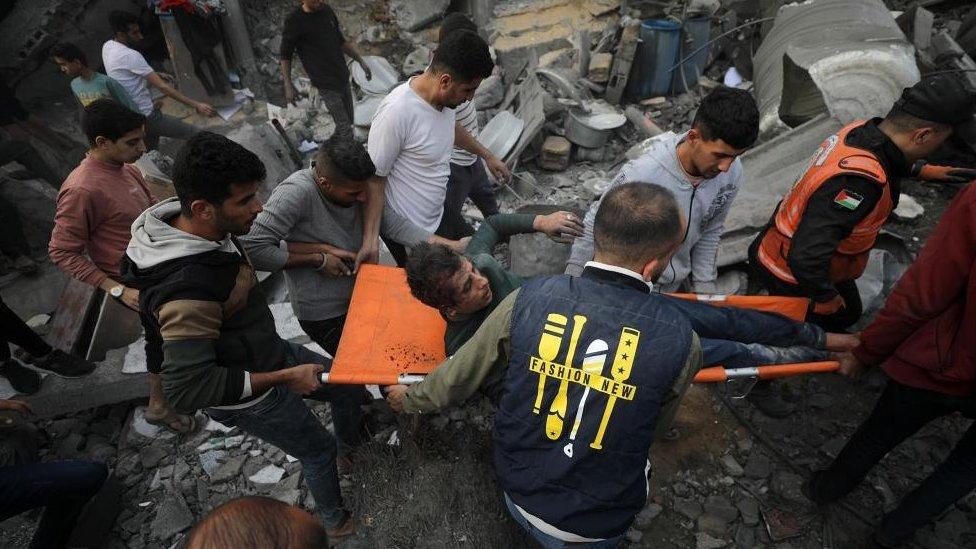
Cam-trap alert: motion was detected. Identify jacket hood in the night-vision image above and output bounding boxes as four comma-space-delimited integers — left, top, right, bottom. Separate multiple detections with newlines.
125, 197, 240, 270
643, 131, 692, 188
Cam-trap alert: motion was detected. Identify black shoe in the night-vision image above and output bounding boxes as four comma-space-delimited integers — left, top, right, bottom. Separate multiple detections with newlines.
0, 359, 42, 395
32, 349, 96, 378
746, 383, 796, 418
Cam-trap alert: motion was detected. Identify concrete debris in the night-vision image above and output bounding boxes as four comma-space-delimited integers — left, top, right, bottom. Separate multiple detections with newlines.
626, 131, 678, 161
150, 491, 194, 541
474, 75, 505, 110
510, 204, 583, 277
489, 0, 619, 80
22, 345, 149, 419
389, 0, 450, 32
893, 194, 924, 220
226, 124, 299, 199
624, 106, 664, 138
209, 455, 246, 484
721, 454, 744, 477
199, 450, 228, 477
540, 136, 572, 171
587, 52, 613, 84
688, 0, 722, 16
249, 464, 286, 485
401, 46, 431, 77
695, 532, 727, 549
753, 0, 920, 138
351, 55, 399, 96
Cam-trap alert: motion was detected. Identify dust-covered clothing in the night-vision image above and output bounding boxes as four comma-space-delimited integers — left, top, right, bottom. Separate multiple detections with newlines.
567, 131, 743, 292
368, 79, 456, 232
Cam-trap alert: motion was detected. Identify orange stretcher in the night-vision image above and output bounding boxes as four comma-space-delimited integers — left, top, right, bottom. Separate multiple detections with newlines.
321, 265, 839, 385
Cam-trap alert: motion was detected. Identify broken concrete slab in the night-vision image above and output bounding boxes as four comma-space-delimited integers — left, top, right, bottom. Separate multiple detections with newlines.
389, 0, 449, 32
718, 114, 843, 267
893, 194, 924, 220
225, 123, 298, 199
22, 344, 149, 419
753, 0, 919, 138
474, 74, 505, 110
499, 70, 546, 165
151, 490, 194, 540
510, 204, 583, 277
489, 0, 619, 81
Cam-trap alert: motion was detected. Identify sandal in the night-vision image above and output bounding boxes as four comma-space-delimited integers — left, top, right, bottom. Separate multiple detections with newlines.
144, 409, 200, 435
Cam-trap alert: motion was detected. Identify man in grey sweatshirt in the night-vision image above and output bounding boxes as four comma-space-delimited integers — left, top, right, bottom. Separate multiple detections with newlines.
567, 87, 760, 294
243, 135, 466, 356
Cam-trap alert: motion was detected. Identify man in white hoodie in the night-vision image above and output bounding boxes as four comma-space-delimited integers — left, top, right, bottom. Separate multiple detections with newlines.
566, 87, 759, 294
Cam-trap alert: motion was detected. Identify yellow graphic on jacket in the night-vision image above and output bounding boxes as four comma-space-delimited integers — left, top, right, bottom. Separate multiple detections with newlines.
529, 316, 641, 452
545, 315, 587, 440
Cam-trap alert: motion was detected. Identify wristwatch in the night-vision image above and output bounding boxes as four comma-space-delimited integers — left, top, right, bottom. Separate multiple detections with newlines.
109, 285, 125, 299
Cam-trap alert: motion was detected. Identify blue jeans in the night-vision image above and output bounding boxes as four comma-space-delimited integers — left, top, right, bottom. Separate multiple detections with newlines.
504, 494, 624, 548
0, 460, 108, 548
662, 295, 828, 369
206, 342, 364, 528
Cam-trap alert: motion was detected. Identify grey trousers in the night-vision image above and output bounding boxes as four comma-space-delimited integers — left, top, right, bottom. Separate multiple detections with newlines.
144, 109, 199, 150
319, 84, 354, 139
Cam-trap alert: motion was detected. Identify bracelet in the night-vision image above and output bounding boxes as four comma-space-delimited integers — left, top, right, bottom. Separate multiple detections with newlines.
318, 252, 329, 271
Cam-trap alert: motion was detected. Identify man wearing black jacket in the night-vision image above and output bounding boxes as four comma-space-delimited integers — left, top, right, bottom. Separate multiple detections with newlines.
120, 132, 360, 540
750, 75, 976, 331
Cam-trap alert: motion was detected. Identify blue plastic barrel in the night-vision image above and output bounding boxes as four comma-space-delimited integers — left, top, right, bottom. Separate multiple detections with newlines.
671, 16, 712, 94
627, 19, 682, 99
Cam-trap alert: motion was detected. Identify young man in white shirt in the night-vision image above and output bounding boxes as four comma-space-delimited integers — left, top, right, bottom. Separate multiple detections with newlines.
103, 10, 216, 150
362, 30, 495, 265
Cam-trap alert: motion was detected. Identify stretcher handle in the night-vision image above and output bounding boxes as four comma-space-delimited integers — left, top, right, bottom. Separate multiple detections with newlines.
693, 361, 840, 383
319, 372, 426, 385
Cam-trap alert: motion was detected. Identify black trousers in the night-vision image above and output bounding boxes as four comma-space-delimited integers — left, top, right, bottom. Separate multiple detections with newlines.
0, 196, 30, 258
807, 380, 976, 546
0, 296, 51, 363
440, 160, 501, 240
747, 238, 862, 331
298, 315, 346, 357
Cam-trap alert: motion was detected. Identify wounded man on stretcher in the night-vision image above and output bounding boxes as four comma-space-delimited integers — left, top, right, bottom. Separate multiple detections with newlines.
380, 214, 857, 415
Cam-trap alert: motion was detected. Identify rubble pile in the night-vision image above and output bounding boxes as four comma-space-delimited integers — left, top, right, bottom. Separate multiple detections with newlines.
3, 0, 976, 547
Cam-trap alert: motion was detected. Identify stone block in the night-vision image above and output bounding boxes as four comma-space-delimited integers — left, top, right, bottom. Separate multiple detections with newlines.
540, 136, 571, 171
389, 0, 449, 31
587, 52, 613, 83
23, 346, 149, 419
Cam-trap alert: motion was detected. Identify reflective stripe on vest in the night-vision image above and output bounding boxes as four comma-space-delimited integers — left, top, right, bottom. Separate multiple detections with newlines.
757, 121, 893, 285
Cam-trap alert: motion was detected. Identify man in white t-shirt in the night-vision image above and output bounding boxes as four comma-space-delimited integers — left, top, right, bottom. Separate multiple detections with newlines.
364, 30, 495, 265
103, 10, 216, 150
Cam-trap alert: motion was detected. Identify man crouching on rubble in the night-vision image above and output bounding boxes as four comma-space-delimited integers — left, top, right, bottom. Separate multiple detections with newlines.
120, 132, 361, 540
387, 183, 702, 545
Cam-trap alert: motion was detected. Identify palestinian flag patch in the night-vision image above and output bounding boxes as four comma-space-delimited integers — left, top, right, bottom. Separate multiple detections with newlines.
834, 189, 863, 210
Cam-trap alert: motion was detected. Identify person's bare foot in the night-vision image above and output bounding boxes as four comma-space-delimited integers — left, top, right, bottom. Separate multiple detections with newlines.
144, 407, 199, 434
824, 332, 859, 352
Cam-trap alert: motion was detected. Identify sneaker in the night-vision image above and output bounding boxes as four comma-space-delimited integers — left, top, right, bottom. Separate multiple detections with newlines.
11, 255, 38, 274
32, 349, 96, 378
746, 381, 796, 418
0, 359, 41, 395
